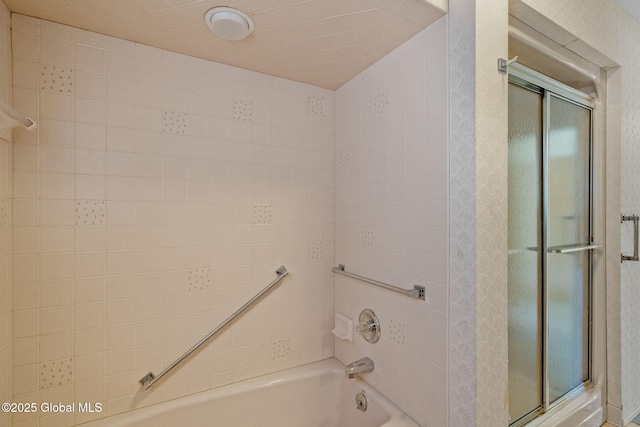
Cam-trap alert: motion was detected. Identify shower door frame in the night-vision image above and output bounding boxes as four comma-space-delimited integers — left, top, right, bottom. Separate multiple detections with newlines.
508, 63, 606, 427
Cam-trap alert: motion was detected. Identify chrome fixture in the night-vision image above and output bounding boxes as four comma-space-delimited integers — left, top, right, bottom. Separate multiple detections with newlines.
0, 97, 36, 130
547, 243, 603, 253
332, 264, 425, 301
139, 266, 289, 390
357, 309, 380, 344
355, 392, 368, 412
498, 55, 519, 74
345, 357, 374, 379
621, 214, 639, 262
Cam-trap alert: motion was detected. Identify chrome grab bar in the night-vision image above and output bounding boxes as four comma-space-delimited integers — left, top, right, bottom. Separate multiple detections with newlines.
139, 265, 289, 390
621, 214, 639, 262
547, 244, 603, 254
332, 264, 425, 301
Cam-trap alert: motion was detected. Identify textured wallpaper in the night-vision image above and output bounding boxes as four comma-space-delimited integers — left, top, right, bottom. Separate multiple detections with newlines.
448, 0, 510, 425
447, 0, 478, 425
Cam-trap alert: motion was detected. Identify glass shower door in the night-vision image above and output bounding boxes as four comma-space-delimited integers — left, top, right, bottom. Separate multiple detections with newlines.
508, 83, 543, 423
508, 67, 594, 426
545, 94, 591, 403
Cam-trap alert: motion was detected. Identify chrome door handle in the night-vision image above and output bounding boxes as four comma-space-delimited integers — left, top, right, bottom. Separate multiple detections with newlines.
621, 214, 639, 262
547, 244, 603, 254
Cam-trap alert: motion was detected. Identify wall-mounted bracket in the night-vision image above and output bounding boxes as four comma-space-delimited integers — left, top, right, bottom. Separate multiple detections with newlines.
498, 56, 519, 74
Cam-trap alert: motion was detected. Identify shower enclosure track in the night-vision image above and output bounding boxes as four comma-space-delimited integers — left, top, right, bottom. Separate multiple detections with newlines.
332, 264, 425, 300
139, 265, 289, 390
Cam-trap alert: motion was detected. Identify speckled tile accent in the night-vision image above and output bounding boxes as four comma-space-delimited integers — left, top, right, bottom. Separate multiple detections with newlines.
273, 338, 290, 359
40, 358, 73, 390
253, 204, 272, 224
388, 318, 405, 346
337, 149, 350, 169
188, 268, 211, 291
232, 100, 253, 122
40, 64, 74, 94
361, 225, 375, 246
306, 95, 324, 115
163, 110, 187, 135
374, 90, 389, 116
75, 200, 105, 226
307, 241, 323, 260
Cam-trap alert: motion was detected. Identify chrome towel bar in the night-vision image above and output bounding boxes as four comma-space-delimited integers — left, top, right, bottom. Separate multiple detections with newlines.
547, 244, 603, 254
139, 265, 289, 390
332, 264, 425, 301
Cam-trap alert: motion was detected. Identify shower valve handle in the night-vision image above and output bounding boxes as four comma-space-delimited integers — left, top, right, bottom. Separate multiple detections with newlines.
357, 321, 375, 335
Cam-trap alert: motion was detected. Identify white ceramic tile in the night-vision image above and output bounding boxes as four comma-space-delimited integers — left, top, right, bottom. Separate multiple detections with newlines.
334, 20, 448, 426
11, 14, 39, 34
74, 27, 105, 48
40, 37, 73, 68
13, 58, 39, 89
74, 149, 105, 175
106, 51, 134, 78
75, 96, 106, 125
37, 119, 73, 148
75, 45, 105, 73
137, 106, 162, 132
39, 19, 72, 41
106, 153, 136, 179
39, 306, 73, 335
7, 13, 341, 425
75, 200, 105, 226
74, 327, 105, 355
39, 332, 73, 361
39, 64, 74, 94
75, 252, 106, 278
74, 277, 105, 304
12, 282, 38, 312
107, 102, 136, 128
39, 146, 72, 174
39, 227, 72, 254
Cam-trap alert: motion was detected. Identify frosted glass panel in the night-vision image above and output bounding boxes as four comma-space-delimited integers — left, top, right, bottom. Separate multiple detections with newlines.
547, 94, 591, 402
508, 83, 543, 422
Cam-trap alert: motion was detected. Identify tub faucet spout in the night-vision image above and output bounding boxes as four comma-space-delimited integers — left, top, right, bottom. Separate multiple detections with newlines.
345, 357, 374, 379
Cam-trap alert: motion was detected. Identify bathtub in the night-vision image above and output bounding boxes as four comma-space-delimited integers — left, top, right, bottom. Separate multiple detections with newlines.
80, 358, 419, 427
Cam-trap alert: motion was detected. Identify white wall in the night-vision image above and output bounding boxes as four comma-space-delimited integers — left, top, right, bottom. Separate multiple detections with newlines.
334, 16, 448, 427
10, 13, 335, 426
0, 2, 12, 426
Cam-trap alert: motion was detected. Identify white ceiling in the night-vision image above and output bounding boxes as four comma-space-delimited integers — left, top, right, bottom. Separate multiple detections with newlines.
5, 0, 447, 90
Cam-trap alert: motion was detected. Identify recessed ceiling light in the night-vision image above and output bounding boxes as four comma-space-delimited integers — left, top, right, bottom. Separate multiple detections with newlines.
204, 7, 254, 41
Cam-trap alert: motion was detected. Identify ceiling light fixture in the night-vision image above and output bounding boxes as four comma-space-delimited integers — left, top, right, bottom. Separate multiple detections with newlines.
204, 7, 254, 41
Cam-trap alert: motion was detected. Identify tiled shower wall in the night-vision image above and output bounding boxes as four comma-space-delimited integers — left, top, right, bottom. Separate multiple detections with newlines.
0, 3, 12, 427
10, 13, 334, 425
334, 17, 448, 427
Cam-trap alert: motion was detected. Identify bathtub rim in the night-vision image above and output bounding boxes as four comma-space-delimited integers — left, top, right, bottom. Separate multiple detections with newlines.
77, 357, 419, 427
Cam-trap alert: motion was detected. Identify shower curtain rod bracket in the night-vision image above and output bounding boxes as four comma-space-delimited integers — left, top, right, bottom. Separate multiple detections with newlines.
498, 56, 519, 74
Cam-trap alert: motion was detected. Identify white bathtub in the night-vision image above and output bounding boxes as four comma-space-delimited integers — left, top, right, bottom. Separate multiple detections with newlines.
81, 358, 419, 427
